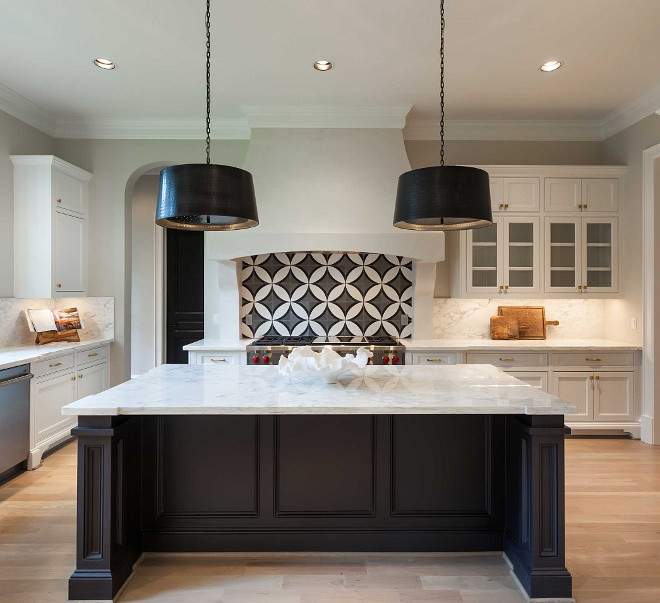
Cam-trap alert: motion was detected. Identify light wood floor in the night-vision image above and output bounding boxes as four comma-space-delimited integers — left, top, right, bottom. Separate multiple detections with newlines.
0, 438, 659, 602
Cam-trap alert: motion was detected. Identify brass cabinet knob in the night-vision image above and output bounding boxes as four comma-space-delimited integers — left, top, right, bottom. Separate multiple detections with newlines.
57, 198, 62, 203
71, 376, 76, 381
57, 284, 62, 288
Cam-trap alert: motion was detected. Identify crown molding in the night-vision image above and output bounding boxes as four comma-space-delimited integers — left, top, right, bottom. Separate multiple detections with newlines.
403, 118, 604, 141
601, 81, 660, 140
242, 105, 412, 129
0, 82, 56, 137
54, 117, 251, 139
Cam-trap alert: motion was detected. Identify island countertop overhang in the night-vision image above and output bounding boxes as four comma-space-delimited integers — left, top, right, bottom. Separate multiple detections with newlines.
62, 364, 577, 416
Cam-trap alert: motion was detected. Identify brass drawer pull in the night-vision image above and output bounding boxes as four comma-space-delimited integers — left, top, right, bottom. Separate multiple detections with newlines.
426, 358, 444, 363
88, 352, 99, 357
500, 358, 515, 362
586, 358, 602, 362
210, 358, 227, 363
49, 362, 62, 368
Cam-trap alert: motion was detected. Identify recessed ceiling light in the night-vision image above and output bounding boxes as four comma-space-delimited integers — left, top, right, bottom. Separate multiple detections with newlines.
93, 58, 116, 70
313, 60, 333, 71
540, 60, 562, 72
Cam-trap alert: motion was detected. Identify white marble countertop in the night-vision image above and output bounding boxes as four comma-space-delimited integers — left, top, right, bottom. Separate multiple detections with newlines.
183, 338, 253, 351
182, 337, 641, 353
402, 338, 642, 351
0, 338, 114, 371
62, 364, 577, 417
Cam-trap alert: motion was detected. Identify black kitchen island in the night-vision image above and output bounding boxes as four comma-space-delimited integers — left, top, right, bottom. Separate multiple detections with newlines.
63, 364, 577, 601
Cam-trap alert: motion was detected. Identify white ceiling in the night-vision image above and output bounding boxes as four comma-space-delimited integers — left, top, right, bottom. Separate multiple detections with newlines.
1, 0, 660, 139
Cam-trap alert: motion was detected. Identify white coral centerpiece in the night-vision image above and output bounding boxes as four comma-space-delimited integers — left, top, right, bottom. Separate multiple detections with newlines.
278, 345, 373, 384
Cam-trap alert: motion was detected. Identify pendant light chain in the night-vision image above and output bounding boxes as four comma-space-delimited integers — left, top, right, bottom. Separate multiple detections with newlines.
439, 0, 445, 166
205, 0, 211, 164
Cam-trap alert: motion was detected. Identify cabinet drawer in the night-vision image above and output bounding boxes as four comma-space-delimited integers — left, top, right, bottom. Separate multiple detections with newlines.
466, 352, 548, 368
32, 353, 74, 378
198, 353, 240, 365
505, 371, 548, 392
76, 345, 109, 367
553, 352, 634, 367
414, 353, 457, 366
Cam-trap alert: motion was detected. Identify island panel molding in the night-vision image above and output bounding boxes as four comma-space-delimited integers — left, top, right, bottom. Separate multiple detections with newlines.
240, 252, 414, 339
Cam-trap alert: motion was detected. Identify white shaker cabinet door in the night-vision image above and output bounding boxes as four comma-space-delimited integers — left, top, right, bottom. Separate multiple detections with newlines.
54, 170, 85, 214
545, 178, 582, 212
502, 178, 540, 211
54, 211, 86, 293
551, 372, 593, 421
581, 179, 618, 212
77, 363, 110, 400
32, 371, 77, 445
594, 372, 634, 422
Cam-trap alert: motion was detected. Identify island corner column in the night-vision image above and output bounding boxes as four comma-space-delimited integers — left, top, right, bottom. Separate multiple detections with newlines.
68, 415, 143, 602
504, 414, 573, 600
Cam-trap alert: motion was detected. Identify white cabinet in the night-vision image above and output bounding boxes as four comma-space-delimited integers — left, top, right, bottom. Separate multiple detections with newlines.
491, 177, 540, 212
77, 362, 110, 399
29, 344, 110, 469
594, 372, 634, 422
32, 370, 77, 449
582, 179, 618, 212
551, 370, 634, 423
466, 217, 540, 294
506, 371, 548, 392
551, 372, 593, 422
54, 211, 86, 293
188, 350, 246, 365
545, 178, 618, 212
10, 155, 92, 298
544, 217, 618, 294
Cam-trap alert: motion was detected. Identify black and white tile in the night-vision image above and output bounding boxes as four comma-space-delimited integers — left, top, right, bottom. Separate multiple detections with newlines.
240, 253, 414, 338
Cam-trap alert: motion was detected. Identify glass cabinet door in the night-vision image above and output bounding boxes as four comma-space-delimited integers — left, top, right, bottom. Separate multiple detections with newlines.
466, 219, 501, 294
503, 218, 539, 292
545, 218, 581, 293
582, 218, 617, 293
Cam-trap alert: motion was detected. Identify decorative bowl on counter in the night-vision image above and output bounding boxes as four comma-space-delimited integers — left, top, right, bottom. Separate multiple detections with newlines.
278, 345, 373, 384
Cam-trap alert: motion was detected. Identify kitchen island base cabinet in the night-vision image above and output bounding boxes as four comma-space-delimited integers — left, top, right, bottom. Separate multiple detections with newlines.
68, 414, 572, 602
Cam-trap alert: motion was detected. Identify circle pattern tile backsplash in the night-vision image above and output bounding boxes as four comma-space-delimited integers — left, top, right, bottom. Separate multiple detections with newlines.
241, 252, 414, 339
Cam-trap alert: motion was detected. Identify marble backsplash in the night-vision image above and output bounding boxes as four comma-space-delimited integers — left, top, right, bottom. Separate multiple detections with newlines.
0, 297, 114, 347
432, 298, 604, 340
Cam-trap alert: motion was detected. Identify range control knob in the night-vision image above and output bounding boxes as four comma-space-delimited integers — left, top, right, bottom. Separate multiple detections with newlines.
382, 355, 390, 364
367, 357, 373, 364
252, 355, 260, 364
262, 355, 270, 364
392, 355, 400, 365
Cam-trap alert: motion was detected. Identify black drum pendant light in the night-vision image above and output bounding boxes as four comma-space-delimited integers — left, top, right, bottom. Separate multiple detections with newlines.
156, 0, 258, 230
393, 0, 492, 231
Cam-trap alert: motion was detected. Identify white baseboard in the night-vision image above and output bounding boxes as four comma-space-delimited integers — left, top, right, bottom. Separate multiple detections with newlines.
640, 414, 654, 444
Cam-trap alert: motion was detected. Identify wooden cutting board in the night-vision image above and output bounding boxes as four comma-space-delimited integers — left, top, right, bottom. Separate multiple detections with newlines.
498, 306, 558, 340
490, 316, 519, 340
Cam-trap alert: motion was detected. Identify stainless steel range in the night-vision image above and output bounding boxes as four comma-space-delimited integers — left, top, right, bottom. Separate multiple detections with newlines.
246, 335, 405, 366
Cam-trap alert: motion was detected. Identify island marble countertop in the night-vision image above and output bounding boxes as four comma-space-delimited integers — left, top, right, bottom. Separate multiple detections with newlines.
0, 338, 114, 371
62, 364, 577, 417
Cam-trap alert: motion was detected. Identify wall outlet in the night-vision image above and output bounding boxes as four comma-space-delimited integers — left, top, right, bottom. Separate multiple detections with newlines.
631, 317, 637, 330
401, 315, 409, 326
246, 315, 253, 326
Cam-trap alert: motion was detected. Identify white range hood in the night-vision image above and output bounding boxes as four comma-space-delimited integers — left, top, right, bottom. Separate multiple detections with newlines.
205, 128, 444, 340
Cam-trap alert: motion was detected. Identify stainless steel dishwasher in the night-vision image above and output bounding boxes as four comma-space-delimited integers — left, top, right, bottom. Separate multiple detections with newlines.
0, 364, 32, 478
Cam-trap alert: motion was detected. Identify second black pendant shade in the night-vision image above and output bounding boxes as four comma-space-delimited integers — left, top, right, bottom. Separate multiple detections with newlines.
393, 165, 492, 231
